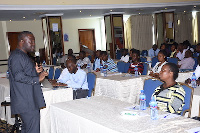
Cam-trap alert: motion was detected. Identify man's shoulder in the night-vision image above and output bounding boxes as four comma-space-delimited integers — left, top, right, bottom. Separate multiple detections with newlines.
77, 69, 87, 75
9, 49, 24, 60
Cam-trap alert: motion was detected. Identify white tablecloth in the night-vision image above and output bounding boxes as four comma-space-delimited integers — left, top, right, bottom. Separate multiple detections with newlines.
50, 96, 200, 133
94, 72, 150, 104
0, 75, 73, 133
191, 88, 200, 117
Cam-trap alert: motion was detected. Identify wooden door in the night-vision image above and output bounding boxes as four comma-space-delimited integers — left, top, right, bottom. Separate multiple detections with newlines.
7, 32, 20, 53
78, 29, 96, 52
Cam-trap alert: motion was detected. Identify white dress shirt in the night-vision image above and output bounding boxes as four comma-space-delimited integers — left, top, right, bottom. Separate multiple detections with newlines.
194, 65, 200, 79
176, 49, 187, 60
58, 68, 88, 89
94, 58, 100, 70
178, 57, 195, 69
76, 57, 91, 67
120, 55, 130, 63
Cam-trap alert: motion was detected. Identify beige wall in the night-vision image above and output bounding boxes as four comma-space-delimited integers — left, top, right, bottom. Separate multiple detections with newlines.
62, 18, 102, 53
0, 0, 198, 5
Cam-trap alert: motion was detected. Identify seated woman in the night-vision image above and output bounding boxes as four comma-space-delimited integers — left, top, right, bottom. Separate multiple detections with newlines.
128, 49, 144, 74
149, 50, 167, 78
153, 63, 185, 114
170, 43, 177, 58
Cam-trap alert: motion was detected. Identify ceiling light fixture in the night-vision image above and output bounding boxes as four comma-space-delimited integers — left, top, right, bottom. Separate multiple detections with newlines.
9, 20, 11, 21
23, 17, 25, 19
194, 6, 196, 8
110, 10, 112, 12
139, 13, 140, 14
165, 8, 167, 10
80, 11, 82, 13
90, 15, 92, 16
184, 11, 186, 13
34, 19, 36, 21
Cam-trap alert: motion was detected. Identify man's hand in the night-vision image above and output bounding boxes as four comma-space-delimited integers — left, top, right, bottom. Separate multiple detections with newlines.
35, 63, 43, 73
39, 71, 48, 82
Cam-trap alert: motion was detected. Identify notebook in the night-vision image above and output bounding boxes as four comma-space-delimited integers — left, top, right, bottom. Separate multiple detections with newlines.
41, 79, 53, 89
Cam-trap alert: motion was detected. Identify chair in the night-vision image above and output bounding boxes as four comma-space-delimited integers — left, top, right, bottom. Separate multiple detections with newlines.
53, 57, 57, 65
151, 57, 158, 67
124, 62, 131, 73
179, 83, 194, 117
117, 61, 125, 73
48, 66, 54, 79
142, 63, 148, 75
143, 78, 163, 106
141, 50, 148, 56
116, 50, 122, 60
54, 68, 62, 79
193, 52, 199, 57
168, 57, 178, 65
87, 72, 96, 97
140, 57, 147, 62
193, 57, 198, 70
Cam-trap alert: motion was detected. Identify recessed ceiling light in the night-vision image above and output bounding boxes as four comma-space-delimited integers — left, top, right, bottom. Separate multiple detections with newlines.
90, 15, 92, 16
139, 13, 140, 14
165, 8, 167, 10
80, 11, 82, 13
194, 6, 196, 8
9, 20, 11, 21
184, 11, 186, 12
23, 17, 25, 19
110, 10, 112, 12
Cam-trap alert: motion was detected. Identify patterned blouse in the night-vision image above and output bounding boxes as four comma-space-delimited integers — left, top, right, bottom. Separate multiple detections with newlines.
128, 62, 144, 75
152, 83, 185, 114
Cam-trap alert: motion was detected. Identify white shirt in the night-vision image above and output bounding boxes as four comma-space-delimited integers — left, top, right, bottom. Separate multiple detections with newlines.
152, 61, 167, 73
176, 49, 187, 60
120, 55, 130, 63
148, 48, 160, 58
178, 57, 195, 69
194, 65, 200, 79
76, 57, 91, 67
58, 68, 88, 89
94, 58, 100, 70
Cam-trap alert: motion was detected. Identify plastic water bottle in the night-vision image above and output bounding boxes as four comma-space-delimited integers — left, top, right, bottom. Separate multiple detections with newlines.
87, 63, 91, 73
149, 97, 158, 120
103, 68, 107, 77
139, 90, 146, 110
134, 66, 139, 77
42, 60, 46, 67
6, 71, 9, 79
100, 64, 103, 73
191, 73, 197, 88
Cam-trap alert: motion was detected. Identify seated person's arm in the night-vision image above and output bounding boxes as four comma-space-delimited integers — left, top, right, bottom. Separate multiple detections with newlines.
81, 64, 87, 69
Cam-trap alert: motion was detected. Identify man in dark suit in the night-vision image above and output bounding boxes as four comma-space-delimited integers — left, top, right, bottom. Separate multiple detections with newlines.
8, 31, 48, 133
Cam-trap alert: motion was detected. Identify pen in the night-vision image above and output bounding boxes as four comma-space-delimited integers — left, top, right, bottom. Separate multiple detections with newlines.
164, 114, 170, 118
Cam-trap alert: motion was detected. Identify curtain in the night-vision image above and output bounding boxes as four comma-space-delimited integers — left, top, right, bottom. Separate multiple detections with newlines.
174, 13, 193, 44
131, 14, 153, 51
197, 12, 200, 44
124, 17, 132, 50
156, 13, 164, 47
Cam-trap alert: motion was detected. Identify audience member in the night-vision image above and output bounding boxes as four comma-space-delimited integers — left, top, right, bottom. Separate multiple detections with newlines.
129, 48, 137, 62
183, 40, 194, 52
153, 63, 185, 114
175, 43, 187, 60
148, 44, 160, 58
76, 51, 91, 69
128, 49, 144, 74
57, 58, 88, 89
101, 51, 118, 72
178, 50, 195, 69
170, 43, 177, 57
195, 43, 200, 57
60, 49, 73, 68
120, 49, 129, 63
185, 55, 200, 85
94, 50, 101, 71
160, 43, 170, 56
149, 50, 167, 78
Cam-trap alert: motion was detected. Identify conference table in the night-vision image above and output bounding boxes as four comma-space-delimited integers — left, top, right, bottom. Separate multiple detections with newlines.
50, 96, 200, 133
0, 73, 73, 133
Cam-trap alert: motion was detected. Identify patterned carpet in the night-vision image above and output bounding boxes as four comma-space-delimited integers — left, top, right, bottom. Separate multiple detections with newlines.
0, 120, 13, 133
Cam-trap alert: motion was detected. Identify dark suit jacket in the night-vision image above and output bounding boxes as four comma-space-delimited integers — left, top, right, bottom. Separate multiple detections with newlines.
8, 49, 46, 115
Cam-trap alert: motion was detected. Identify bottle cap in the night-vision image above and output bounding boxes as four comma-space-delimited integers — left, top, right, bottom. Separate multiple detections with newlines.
141, 90, 144, 93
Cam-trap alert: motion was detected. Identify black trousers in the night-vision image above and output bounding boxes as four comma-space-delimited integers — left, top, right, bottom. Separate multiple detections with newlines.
20, 110, 40, 133
73, 89, 88, 100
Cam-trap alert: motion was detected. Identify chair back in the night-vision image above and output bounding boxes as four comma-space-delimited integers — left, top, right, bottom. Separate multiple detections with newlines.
168, 57, 178, 65
116, 50, 122, 59
87, 72, 96, 97
151, 57, 158, 67
193, 52, 199, 57
143, 78, 163, 106
140, 57, 147, 62
117, 61, 125, 73
48, 66, 54, 79
124, 62, 131, 73
54, 68, 62, 79
142, 63, 148, 75
179, 83, 194, 117
53, 57, 57, 65
141, 50, 148, 56
193, 57, 198, 70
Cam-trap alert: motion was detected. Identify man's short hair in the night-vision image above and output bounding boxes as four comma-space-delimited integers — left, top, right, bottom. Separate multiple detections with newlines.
18, 31, 33, 42
80, 51, 86, 55
101, 51, 107, 56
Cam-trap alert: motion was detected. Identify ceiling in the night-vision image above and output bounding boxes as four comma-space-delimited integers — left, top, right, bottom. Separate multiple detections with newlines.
0, 2, 200, 21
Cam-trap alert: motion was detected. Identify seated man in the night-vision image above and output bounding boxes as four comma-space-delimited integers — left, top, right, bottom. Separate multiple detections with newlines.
101, 51, 118, 72
94, 50, 101, 71
175, 43, 187, 60
148, 44, 160, 58
60, 49, 73, 68
120, 49, 129, 63
178, 50, 195, 69
76, 51, 91, 69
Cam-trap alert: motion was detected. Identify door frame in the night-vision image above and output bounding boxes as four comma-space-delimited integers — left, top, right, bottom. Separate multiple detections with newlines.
78, 29, 96, 52
7, 32, 21, 55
